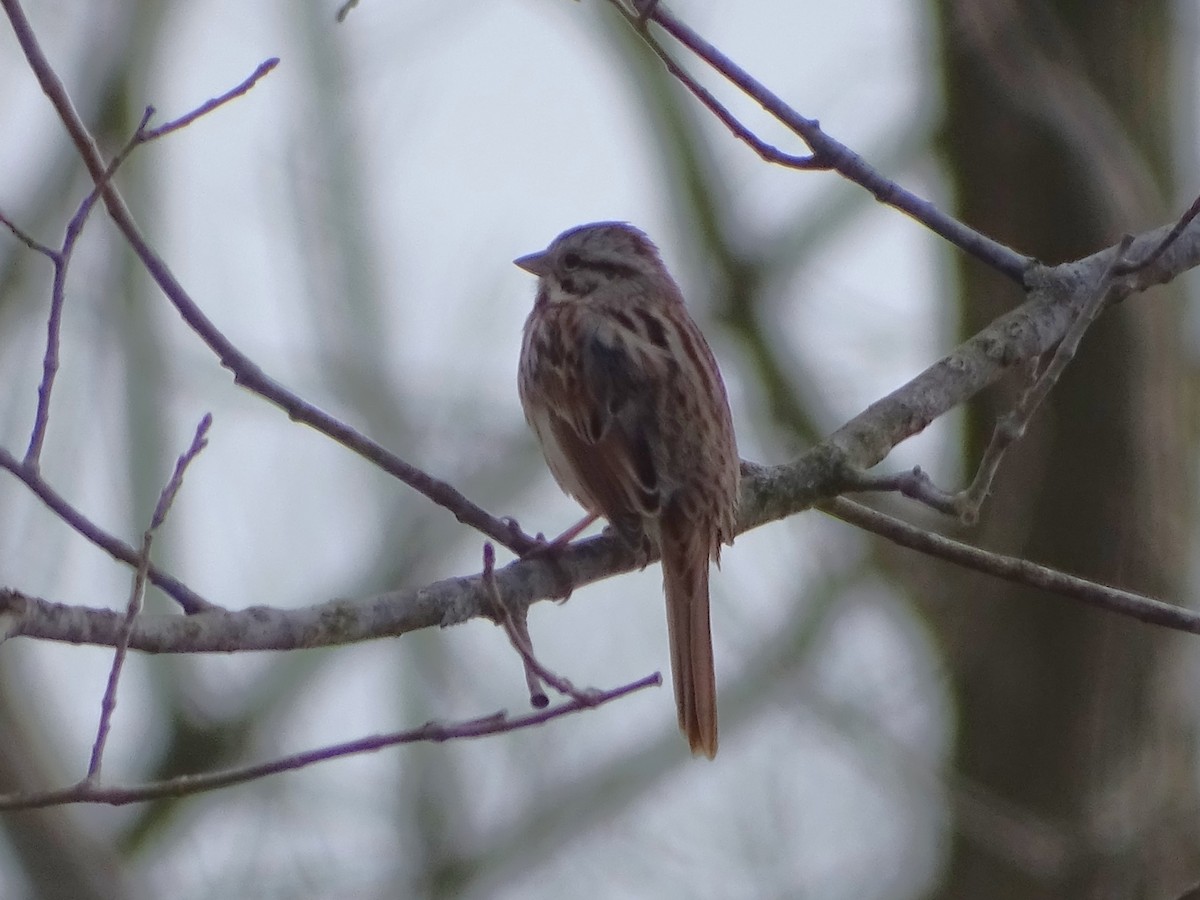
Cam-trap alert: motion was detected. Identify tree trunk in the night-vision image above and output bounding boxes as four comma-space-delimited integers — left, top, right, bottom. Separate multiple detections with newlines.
930, 1, 1199, 896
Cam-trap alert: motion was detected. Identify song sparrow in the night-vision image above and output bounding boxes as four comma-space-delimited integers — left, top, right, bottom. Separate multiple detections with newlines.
515, 221, 739, 758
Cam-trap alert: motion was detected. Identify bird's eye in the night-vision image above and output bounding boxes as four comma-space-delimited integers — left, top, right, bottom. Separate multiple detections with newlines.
562, 252, 581, 270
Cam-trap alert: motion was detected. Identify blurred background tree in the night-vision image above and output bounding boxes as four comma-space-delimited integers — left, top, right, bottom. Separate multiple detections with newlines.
930, 1, 1199, 896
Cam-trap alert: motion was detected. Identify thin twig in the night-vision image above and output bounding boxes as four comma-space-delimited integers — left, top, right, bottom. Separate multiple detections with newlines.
0, 446, 215, 613
150, 414, 212, 527
1114, 192, 1200, 276
0, 672, 661, 809
0, 208, 55, 255
840, 465, 960, 517
22, 121, 142, 466
85, 533, 152, 782
484, 543, 548, 707
821, 497, 1200, 635
84, 415, 211, 781
19, 248, 63, 464
620, 0, 1033, 283
18, 61, 269, 468
618, 7, 823, 170
482, 543, 610, 708
954, 235, 1134, 522
138, 59, 279, 142
21, 60, 271, 469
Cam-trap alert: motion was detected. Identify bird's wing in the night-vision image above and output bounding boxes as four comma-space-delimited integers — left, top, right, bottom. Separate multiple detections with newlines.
539, 320, 664, 545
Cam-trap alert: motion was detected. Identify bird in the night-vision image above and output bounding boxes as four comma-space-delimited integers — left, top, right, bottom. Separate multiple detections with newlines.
515, 221, 739, 758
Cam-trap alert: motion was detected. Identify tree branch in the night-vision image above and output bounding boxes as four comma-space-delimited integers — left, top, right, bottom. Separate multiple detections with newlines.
85, 415, 211, 781
1, 0, 1198, 673
821, 497, 1200, 635
0, 447, 216, 614
0, 672, 661, 810
621, 0, 1035, 282
0, 0, 539, 556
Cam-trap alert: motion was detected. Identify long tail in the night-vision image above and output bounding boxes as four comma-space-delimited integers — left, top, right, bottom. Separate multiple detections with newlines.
660, 505, 718, 758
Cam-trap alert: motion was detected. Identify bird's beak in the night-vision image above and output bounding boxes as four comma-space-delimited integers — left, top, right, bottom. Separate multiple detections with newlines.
514, 250, 552, 277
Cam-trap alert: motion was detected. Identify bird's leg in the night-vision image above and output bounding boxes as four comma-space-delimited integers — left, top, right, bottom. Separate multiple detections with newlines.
517, 513, 599, 602
597, 514, 656, 570
521, 512, 599, 558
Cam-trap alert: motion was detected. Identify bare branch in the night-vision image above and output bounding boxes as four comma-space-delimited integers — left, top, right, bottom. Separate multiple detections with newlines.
951, 236, 1135, 521
622, 0, 1034, 282
1115, 192, 1200, 276
821, 497, 1200, 635
482, 543, 617, 708
23, 150, 129, 466
0, 208, 55, 256
9, 56, 271, 468
483, 543, 548, 707
815, 219, 1200, 501
84, 415, 212, 781
839, 466, 961, 517
0, 525, 645, 652
137, 58, 279, 143
0, 0, 539, 556
150, 414, 212, 529
84, 536, 151, 782
0, 193, 1195, 651
0, 672, 661, 809
0, 0, 1196, 687
616, 5, 823, 170
0, 447, 215, 614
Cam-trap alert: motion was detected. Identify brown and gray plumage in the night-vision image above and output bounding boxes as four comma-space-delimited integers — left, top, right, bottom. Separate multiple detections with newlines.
515, 221, 739, 758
